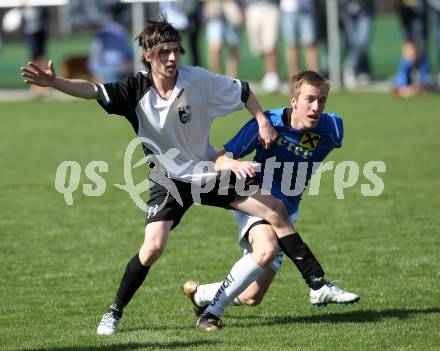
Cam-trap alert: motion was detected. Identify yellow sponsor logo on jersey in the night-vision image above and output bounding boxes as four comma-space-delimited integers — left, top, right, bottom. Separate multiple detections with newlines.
299, 132, 321, 149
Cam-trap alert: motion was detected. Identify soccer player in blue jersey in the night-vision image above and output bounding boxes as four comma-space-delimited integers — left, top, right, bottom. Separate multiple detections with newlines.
183, 70, 360, 330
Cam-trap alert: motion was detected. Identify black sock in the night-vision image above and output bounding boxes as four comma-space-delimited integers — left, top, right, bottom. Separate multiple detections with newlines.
109, 304, 123, 319
114, 253, 150, 309
278, 233, 326, 289
306, 275, 326, 291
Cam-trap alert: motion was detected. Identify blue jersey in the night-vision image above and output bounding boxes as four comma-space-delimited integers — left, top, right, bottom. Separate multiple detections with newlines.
224, 108, 344, 216
395, 56, 430, 88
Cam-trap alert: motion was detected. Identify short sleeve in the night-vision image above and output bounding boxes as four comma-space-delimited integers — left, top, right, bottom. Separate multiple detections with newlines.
328, 113, 344, 148
224, 119, 260, 158
96, 73, 150, 132
200, 68, 246, 119
96, 77, 137, 116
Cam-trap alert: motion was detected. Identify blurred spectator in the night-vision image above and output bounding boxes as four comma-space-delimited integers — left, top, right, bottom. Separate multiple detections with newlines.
280, 0, 320, 77
204, 0, 243, 77
398, 0, 429, 57
243, 0, 281, 92
69, 0, 102, 28
339, 0, 375, 89
397, 1, 431, 92
314, 0, 329, 74
22, 6, 50, 97
69, 0, 129, 29
2, 7, 23, 33
88, 16, 133, 83
160, 1, 189, 31
184, 0, 202, 67
160, 0, 201, 66
394, 40, 430, 96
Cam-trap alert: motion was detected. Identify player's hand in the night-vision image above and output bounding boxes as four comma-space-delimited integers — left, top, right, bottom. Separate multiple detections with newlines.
21, 60, 56, 87
230, 160, 261, 180
258, 121, 278, 150
213, 151, 260, 179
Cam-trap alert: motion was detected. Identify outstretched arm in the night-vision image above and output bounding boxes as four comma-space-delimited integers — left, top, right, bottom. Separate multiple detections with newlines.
21, 60, 98, 100
213, 150, 261, 180
245, 92, 278, 150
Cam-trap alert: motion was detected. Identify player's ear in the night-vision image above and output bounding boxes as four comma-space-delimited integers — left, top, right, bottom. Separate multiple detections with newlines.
143, 51, 151, 63
290, 96, 297, 110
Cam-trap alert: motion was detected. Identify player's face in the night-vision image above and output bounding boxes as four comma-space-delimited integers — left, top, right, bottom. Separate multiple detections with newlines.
145, 42, 181, 80
290, 83, 328, 130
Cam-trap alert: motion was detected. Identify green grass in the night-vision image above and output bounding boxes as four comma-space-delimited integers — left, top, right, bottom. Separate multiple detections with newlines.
0, 92, 440, 350
1, 14, 439, 87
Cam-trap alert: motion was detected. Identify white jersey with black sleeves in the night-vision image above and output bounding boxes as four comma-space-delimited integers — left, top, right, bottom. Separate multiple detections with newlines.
96, 65, 247, 183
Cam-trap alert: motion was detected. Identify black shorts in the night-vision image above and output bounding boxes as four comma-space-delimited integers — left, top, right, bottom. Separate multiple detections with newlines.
146, 173, 258, 229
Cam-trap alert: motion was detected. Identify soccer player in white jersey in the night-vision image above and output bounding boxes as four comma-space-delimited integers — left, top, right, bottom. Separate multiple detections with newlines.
20, 18, 329, 335
183, 71, 360, 331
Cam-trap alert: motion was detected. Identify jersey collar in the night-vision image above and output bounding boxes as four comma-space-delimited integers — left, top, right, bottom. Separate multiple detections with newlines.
282, 107, 293, 127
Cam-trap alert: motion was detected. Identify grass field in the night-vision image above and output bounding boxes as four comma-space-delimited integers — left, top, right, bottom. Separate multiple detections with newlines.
1, 91, 440, 351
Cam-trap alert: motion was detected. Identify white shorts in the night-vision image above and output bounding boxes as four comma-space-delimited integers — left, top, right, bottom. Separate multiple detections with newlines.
245, 3, 280, 55
233, 210, 298, 272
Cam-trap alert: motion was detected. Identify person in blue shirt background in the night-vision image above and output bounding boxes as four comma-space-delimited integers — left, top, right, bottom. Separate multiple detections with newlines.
184, 70, 360, 331
395, 40, 431, 97
88, 5, 133, 84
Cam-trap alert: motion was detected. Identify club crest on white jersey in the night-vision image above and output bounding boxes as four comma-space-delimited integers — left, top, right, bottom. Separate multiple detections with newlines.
178, 105, 192, 123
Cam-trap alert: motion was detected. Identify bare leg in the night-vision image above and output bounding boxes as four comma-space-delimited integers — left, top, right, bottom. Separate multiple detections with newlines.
286, 46, 299, 77
98, 220, 175, 335
139, 220, 173, 265
237, 268, 277, 306
114, 220, 174, 309
194, 224, 278, 319
231, 195, 325, 290
305, 43, 320, 72
237, 224, 279, 305
230, 191, 295, 238
208, 43, 222, 74
227, 45, 239, 78
264, 49, 279, 75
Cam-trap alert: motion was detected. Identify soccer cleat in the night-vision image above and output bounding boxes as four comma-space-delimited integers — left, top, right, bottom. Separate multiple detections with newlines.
97, 304, 122, 335
181, 280, 207, 316
309, 282, 360, 307
196, 312, 221, 331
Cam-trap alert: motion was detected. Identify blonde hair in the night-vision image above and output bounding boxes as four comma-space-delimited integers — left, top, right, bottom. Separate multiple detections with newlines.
290, 71, 330, 98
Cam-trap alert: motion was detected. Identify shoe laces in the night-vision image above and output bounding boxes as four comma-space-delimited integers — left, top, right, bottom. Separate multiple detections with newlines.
101, 311, 119, 326
326, 281, 344, 295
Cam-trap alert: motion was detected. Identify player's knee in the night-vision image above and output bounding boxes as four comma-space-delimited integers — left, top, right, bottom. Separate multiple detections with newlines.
252, 244, 278, 268
139, 242, 164, 265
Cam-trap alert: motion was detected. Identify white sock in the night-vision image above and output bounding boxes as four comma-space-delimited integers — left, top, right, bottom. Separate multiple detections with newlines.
203, 254, 263, 318
193, 282, 222, 306
194, 283, 243, 306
